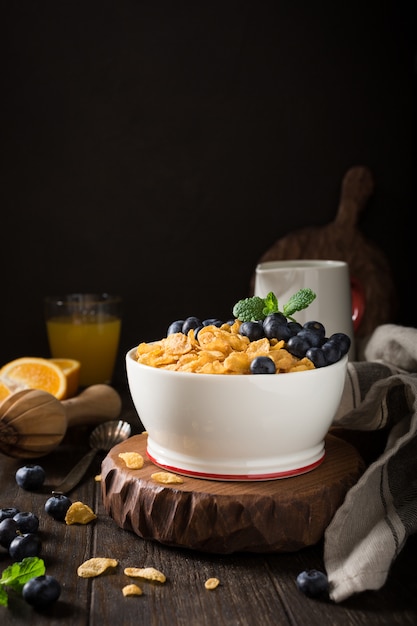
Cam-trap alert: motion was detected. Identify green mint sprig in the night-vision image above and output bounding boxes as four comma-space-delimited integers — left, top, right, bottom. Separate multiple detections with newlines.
232, 288, 316, 323
0, 557, 45, 607
282, 288, 316, 320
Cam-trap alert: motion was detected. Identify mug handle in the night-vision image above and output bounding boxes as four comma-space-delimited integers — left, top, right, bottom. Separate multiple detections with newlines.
351, 276, 366, 332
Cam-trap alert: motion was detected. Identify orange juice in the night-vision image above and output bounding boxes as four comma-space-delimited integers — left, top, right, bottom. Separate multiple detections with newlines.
46, 316, 121, 387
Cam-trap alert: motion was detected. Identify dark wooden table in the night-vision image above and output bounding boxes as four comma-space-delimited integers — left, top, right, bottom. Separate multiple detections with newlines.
1, 382, 416, 625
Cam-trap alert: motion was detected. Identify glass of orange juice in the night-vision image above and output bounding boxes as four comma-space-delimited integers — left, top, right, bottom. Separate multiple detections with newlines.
44, 293, 122, 387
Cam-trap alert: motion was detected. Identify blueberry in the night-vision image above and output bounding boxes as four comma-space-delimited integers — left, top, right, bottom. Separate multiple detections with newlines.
13, 511, 39, 534
303, 321, 326, 337
0, 517, 19, 548
287, 321, 303, 335
250, 356, 276, 374
167, 320, 184, 335
296, 569, 329, 598
45, 494, 72, 521
193, 324, 204, 339
0, 507, 20, 522
263, 313, 293, 341
306, 347, 328, 368
23, 575, 61, 609
239, 321, 265, 342
15, 464, 46, 491
9, 533, 42, 560
286, 334, 310, 358
296, 328, 325, 348
182, 316, 202, 334
322, 340, 342, 364
328, 332, 351, 356
202, 318, 223, 327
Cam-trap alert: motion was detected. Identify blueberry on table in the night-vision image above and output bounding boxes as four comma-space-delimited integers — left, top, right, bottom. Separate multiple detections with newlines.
8, 533, 42, 560
0, 507, 20, 522
22, 575, 61, 609
296, 569, 329, 598
13, 511, 39, 533
44, 494, 72, 521
0, 517, 19, 548
15, 464, 46, 491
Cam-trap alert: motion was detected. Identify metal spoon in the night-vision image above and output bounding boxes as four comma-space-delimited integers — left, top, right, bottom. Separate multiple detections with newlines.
53, 419, 132, 494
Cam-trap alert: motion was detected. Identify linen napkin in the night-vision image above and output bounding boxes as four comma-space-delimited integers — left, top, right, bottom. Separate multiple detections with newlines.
323, 324, 417, 602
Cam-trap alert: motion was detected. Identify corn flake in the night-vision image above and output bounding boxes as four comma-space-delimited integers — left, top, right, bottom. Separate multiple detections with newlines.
122, 584, 143, 597
118, 451, 144, 469
124, 567, 166, 583
65, 501, 97, 525
205, 577, 220, 590
151, 471, 184, 485
77, 557, 118, 578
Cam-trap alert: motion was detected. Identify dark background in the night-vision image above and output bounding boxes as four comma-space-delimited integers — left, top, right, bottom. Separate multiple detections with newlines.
2, 1, 416, 384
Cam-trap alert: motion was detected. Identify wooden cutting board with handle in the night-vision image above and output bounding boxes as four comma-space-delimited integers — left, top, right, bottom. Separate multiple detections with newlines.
250, 166, 397, 339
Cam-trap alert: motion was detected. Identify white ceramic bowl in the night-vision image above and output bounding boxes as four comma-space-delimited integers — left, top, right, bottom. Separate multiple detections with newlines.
126, 348, 348, 481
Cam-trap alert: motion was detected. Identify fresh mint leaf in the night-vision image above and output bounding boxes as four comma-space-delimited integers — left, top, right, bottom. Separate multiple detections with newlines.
1, 557, 45, 593
232, 287, 316, 322
262, 292, 279, 316
0, 585, 8, 607
283, 288, 316, 320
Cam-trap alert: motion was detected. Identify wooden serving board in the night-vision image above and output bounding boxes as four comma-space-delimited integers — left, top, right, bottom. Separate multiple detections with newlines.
101, 433, 364, 554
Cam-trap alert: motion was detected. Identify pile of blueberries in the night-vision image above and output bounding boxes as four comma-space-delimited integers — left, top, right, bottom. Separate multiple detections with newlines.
0, 464, 73, 609
167, 313, 350, 372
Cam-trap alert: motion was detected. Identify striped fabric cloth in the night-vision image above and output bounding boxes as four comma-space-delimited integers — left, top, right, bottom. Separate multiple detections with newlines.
324, 324, 417, 602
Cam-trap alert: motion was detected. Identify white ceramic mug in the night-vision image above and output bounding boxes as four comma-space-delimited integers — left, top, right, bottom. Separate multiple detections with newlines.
254, 260, 361, 359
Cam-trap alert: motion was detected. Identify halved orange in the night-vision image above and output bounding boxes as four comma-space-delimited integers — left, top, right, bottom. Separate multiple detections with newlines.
0, 379, 13, 403
0, 357, 67, 400
49, 358, 81, 398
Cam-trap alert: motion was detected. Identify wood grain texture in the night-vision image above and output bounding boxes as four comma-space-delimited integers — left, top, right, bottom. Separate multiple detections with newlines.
1, 384, 417, 625
101, 433, 364, 554
250, 166, 397, 339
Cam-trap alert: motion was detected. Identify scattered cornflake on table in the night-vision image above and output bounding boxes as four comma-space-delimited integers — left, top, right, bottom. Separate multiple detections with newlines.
151, 471, 184, 484
205, 577, 220, 590
122, 584, 143, 597
124, 567, 166, 583
94, 474, 102, 482
65, 501, 97, 525
77, 557, 119, 578
118, 451, 144, 469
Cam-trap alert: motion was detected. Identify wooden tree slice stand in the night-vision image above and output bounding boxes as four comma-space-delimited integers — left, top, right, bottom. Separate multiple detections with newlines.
101, 433, 364, 554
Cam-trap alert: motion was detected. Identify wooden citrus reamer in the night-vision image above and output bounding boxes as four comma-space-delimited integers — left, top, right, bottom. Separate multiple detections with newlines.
0, 384, 122, 458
